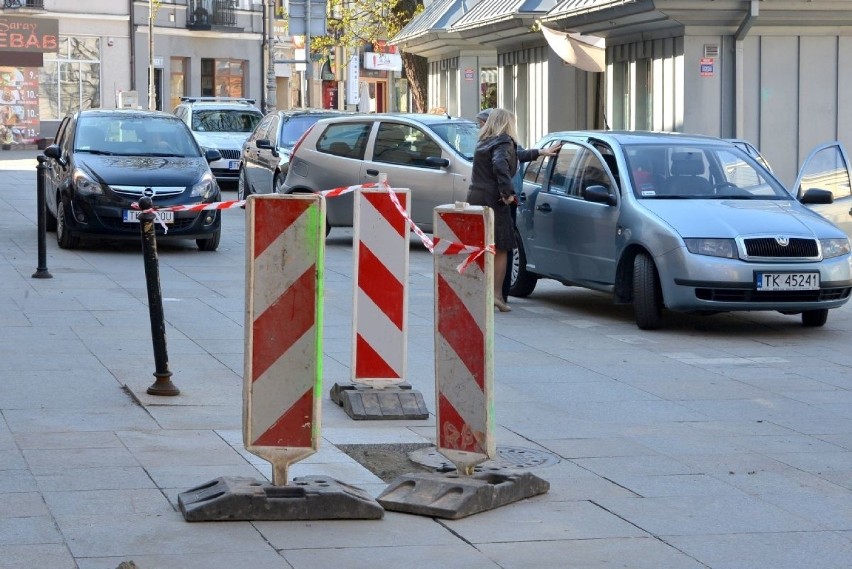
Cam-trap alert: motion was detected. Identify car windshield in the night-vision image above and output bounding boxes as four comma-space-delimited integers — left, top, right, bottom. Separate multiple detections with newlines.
280, 115, 325, 146
428, 120, 480, 161
191, 109, 262, 133
623, 143, 792, 200
74, 116, 202, 158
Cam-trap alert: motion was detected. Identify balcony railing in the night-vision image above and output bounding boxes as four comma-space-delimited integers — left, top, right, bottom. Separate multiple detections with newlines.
187, 0, 240, 30
2, 0, 45, 9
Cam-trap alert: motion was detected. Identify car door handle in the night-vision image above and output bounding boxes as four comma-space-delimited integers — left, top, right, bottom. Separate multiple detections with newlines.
536, 203, 552, 212
366, 169, 379, 177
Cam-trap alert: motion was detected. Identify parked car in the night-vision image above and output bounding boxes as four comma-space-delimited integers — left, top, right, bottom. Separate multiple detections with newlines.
281, 113, 480, 232
510, 130, 852, 329
238, 108, 351, 200
42, 108, 223, 251
173, 96, 263, 186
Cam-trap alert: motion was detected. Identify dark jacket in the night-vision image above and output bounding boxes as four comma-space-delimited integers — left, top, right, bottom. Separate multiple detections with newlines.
469, 134, 541, 201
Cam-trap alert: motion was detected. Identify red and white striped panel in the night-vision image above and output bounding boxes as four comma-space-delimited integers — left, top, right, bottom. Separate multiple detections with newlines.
433, 204, 495, 473
351, 188, 410, 386
244, 194, 325, 485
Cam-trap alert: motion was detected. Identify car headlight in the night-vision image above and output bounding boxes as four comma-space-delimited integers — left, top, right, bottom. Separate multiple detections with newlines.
73, 169, 103, 196
683, 238, 737, 259
191, 176, 216, 199
820, 238, 851, 259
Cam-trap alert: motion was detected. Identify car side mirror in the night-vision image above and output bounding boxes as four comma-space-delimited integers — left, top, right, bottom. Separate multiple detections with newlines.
799, 188, 833, 205
584, 184, 617, 206
425, 156, 450, 168
205, 148, 222, 163
43, 144, 61, 161
256, 139, 273, 149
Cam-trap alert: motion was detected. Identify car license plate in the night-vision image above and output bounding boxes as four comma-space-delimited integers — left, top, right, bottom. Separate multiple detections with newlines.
229, 160, 239, 170
755, 272, 819, 291
123, 210, 174, 224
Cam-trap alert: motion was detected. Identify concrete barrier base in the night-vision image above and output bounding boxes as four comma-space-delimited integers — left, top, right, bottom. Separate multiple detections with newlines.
329, 382, 429, 420
178, 475, 384, 521
377, 469, 549, 519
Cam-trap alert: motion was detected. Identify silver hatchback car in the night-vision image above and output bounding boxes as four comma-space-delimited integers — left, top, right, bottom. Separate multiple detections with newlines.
281, 113, 480, 232
511, 131, 852, 329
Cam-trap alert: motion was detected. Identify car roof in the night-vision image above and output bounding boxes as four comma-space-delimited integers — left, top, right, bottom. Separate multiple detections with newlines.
312, 112, 476, 126
75, 109, 179, 120
546, 130, 731, 146
178, 97, 261, 111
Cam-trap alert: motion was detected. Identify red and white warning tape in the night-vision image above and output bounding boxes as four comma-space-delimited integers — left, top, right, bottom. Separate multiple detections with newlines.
132, 180, 494, 272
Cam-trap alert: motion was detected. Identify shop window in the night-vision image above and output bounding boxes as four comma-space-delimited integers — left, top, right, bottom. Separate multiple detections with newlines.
201, 58, 246, 98
170, 57, 189, 111
480, 67, 497, 110
40, 36, 101, 121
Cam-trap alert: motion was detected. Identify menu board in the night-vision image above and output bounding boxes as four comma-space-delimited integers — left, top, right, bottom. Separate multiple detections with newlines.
0, 66, 39, 146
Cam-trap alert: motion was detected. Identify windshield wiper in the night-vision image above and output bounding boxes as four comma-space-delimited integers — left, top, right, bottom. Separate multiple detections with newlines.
77, 149, 115, 156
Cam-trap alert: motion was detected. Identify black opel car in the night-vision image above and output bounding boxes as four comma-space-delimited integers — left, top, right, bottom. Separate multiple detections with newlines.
43, 109, 223, 251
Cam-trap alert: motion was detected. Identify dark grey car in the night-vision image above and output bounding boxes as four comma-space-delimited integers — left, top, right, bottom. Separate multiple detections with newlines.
238, 109, 350, 199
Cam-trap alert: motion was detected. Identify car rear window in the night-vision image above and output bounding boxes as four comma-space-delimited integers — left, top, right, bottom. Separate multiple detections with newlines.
316, 122, 371, 159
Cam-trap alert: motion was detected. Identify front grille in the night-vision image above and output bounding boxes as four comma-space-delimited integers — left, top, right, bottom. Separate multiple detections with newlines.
695, 287, 851, 302
110, 185, 185, 198
218, 149, 240, 160
743, 237, 818, 259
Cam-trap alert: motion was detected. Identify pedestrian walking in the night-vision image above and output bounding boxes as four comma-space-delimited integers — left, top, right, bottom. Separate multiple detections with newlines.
467, 108, 559, 312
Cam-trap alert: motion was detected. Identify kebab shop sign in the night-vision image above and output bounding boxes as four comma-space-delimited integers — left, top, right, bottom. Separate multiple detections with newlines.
0, 16, 59, 53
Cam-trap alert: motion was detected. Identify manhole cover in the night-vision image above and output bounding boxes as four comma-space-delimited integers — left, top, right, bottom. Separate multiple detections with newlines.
409, 445, 559, 471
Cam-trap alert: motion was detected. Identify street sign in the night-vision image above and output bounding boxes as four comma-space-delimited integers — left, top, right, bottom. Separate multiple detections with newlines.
287, 0, 327, 37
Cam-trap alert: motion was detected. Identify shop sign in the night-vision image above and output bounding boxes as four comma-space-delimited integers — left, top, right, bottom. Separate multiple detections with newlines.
700, 58, 714, 77
0, 16, 59, 53
364, 52, 402, 72
464, 68, 474, 80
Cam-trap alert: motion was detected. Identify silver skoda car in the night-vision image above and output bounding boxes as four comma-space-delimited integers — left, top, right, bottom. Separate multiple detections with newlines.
511, 131, 852, 329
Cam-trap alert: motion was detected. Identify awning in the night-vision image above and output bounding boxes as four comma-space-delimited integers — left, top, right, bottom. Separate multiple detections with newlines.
540, 25, 605, 73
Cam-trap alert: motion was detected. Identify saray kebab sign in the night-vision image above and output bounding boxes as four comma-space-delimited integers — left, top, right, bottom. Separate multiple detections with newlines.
0, 16, 58, 53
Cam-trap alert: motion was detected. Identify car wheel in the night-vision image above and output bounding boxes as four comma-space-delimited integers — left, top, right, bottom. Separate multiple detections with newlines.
56, 201, 80, 249
196, 228, 221, 252
273, 173, 284, 194
633, 252, 663, 330
237, 168, 251, 201
45, 202, 57, 232
801, 308, 828, 327
509, 231, 537, 297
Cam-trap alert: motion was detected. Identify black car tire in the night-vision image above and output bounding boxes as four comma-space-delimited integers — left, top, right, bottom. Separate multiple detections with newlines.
196, 228, 221, 251
509, 231, 537, 297
273, 173, 284, 194
56, 201, 80, 249
633, 252, 663, 330
237, 167, 251, 201
45, 202, 57, 231
801, 308, 828, 327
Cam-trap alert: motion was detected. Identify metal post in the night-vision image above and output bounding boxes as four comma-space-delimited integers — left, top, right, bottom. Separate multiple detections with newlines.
148, 0, 156, 110
137, 196, 179, 396
266, 0, 277, 112
32, 155, 52, 279
305, 0, 312, 108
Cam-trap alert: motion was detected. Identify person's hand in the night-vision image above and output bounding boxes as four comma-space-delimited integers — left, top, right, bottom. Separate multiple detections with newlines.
539, 143, 562, 157
501, 195, 516, 205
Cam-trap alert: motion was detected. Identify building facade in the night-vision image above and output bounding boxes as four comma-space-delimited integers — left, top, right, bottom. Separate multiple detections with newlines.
395, 0, 852, 188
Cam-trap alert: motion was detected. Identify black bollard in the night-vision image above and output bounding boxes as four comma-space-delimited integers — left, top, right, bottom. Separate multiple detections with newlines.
137, 196, 180, 396
32, 155, 53, 279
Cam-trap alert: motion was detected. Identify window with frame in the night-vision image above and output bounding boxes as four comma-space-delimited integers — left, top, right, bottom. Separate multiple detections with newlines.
169, 57, 188, 112
40, 36, 101, 121
547, 143, 580, 196
201, 58, 246, 98
316, 122, 371, 159
523, 140, 559, 184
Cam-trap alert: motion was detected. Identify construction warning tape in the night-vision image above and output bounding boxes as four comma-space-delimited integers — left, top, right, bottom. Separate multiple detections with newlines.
132, 181, 495, 272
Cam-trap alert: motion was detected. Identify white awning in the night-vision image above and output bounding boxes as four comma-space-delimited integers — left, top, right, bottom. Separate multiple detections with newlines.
540, 25, 605, 73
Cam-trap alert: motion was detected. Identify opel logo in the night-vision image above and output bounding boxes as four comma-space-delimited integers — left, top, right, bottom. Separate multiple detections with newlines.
143, 187, 154, 197
775, 236, 790, 247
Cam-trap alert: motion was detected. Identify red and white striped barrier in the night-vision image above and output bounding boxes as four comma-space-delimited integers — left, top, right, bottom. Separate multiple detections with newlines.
243, 194, 325, 486
351, 187, 410, 387
433, 203, 496, 474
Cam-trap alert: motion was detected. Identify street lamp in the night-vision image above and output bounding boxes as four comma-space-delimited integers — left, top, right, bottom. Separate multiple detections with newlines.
148, 0, 156, 110
266, 0, 277, 112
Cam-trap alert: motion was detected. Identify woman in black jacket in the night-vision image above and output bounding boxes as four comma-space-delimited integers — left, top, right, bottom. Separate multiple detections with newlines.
467, 108, 559, 312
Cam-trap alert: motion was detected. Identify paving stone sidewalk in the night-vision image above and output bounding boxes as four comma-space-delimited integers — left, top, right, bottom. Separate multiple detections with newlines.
2, 150, 852, 569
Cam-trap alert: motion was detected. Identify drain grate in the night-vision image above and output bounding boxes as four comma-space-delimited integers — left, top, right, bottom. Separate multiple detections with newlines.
409, 445, 560, 472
